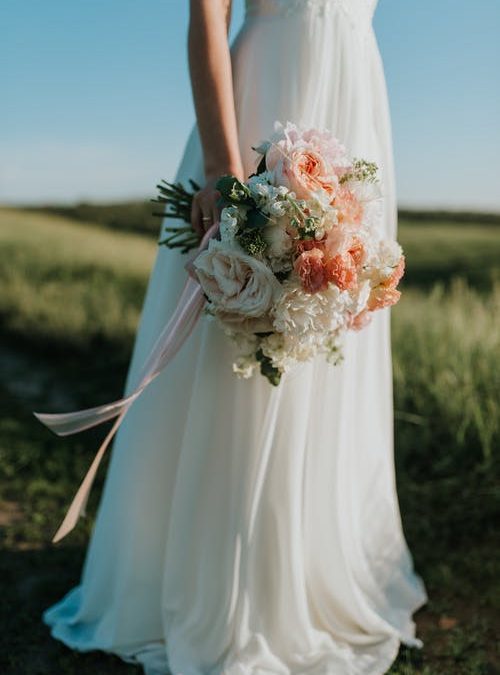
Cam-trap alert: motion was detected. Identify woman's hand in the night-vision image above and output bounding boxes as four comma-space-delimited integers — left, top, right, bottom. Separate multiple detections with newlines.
191, 166, 244, 237
191, 176, 222, 238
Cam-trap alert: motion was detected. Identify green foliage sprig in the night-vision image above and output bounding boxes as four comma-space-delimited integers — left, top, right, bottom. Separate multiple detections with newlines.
153, 179, 201, 253
255, 348, 282, 386
339, 159, 379, 184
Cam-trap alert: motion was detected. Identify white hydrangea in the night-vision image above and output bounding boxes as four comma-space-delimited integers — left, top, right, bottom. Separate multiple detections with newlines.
324, 332, 345, 366
246, 173, 291, 217
269, 200, 287, 217
223, 327, 259, 354
263, 218, 293, 261
219, 205, 241, 243
232, 355, 258, 379
260, 332, 314, 371
247, 173, 272, 199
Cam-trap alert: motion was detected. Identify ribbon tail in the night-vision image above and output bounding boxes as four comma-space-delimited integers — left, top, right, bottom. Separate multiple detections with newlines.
33, 391, 140, 437
51, 407, 129, 543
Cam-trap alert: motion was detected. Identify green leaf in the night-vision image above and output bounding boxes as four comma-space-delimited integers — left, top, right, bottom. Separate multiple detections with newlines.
216, 175, 253, 204
274, 269, 291, 283
246, 208, 270, 229
255, 154, 267, 175
256, 348, 282, 386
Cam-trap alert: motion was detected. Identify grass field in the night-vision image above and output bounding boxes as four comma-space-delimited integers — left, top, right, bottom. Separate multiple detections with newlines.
0, 205, 498, 674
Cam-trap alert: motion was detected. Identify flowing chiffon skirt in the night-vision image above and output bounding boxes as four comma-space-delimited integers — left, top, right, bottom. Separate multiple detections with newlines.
43, 1, 428, 673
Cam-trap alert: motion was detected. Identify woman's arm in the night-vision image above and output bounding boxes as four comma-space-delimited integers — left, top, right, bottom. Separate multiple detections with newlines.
188, 0, 244, 235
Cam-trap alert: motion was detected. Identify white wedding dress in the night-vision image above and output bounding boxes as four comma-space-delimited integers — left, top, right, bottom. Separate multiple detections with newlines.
43, 1, 428, 673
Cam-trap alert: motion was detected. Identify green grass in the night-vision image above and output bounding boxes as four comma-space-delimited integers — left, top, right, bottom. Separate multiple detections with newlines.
0, 206, 498, 674
398, 215, 500, 289
0, 207, 156, 356
393, 279, 499, 466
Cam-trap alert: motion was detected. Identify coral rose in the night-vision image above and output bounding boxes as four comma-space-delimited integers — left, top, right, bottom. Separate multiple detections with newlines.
367, 287, 401, 311
296, 238, 325, 255
386, 255, 405, 288
348, 308, 373, 331
324, 253, 357, 291
294, 248, 328, 293
347, 236, 366, 268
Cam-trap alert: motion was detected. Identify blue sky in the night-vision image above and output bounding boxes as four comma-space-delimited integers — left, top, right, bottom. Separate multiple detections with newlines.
1, 0, 499, 210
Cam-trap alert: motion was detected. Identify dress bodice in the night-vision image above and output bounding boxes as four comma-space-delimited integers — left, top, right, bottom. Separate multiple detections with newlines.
245, 0, 378, 21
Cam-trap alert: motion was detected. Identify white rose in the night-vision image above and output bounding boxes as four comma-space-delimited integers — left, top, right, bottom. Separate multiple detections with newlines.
194, 239, 282, 318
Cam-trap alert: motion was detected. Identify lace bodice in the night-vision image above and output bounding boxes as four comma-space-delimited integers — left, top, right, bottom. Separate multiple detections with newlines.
245, 0, 378, 20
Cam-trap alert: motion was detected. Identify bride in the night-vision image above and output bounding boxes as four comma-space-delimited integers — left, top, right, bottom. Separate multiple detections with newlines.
43, 1, 427, 673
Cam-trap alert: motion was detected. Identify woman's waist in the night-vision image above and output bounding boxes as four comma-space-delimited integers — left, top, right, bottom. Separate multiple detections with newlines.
245, 0, 376, 28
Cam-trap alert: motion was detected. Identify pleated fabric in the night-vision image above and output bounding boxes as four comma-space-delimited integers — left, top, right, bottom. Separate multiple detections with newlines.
43, 1, 428, 673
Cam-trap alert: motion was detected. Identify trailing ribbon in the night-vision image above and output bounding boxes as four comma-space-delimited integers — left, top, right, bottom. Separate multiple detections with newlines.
34, 223, 218, 543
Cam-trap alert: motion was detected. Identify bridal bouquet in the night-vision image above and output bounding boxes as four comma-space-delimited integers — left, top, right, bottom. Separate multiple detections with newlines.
156, 121, 405, 385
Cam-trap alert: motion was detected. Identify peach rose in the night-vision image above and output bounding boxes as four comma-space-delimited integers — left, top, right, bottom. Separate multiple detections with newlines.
266, 146, 339, 202
324, 253, 357, 291
294, 248, 328, 294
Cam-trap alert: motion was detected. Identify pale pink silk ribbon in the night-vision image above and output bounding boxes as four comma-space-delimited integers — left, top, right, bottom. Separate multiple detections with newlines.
34, 223, 218, 543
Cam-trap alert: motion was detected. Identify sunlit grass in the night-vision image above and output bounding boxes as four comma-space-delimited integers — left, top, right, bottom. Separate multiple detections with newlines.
393, 278, 499, 466
398, 216, 500, 289
0, 207, 156, 353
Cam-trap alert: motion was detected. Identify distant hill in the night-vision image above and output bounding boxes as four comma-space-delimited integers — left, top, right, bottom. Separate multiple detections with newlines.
17, 201, 500, 238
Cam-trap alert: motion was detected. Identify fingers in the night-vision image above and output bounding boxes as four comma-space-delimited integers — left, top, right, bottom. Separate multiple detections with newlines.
191, 187, 220, 236
211, 189, 221, 226
191, 192, 203, 238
